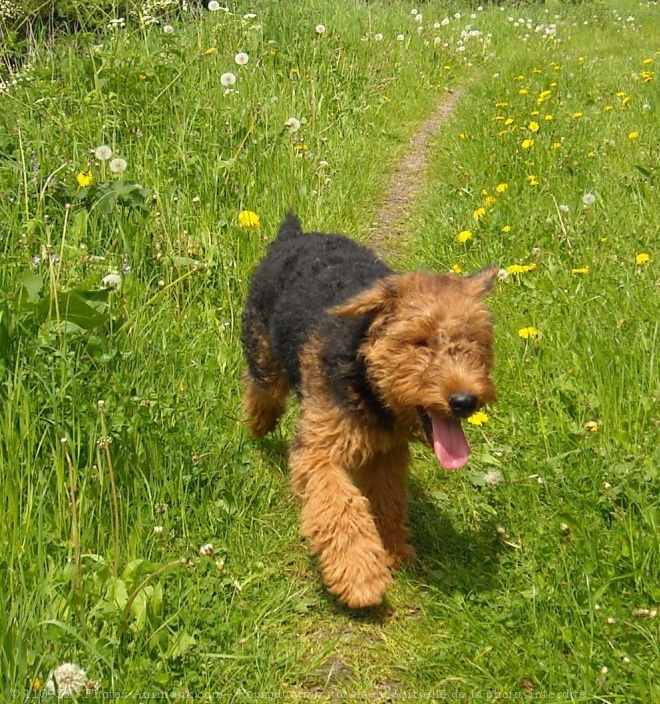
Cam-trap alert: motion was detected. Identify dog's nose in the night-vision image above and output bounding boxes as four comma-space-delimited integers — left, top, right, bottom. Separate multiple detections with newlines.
448, 392, 478, 418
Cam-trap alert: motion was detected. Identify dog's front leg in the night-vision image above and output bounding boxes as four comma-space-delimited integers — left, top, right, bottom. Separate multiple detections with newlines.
289, 436, 392, 609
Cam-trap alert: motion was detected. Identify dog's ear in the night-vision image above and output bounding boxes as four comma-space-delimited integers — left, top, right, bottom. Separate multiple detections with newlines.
465, 264, 499, 297
330, 276, 400, 318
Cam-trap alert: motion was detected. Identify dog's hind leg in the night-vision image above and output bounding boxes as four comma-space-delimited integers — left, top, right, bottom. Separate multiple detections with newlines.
241, 312, 289, 437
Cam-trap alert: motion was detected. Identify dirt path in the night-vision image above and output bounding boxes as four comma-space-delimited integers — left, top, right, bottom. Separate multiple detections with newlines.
369, 87, 464, 257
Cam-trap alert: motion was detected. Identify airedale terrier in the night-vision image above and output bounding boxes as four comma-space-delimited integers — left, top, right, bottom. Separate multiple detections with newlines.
241, 213, 498, 609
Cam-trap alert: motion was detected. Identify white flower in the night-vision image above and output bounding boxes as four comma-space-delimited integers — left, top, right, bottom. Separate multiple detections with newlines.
154, 525, 164, 535
485, 469, 503, 486
374, 33, 383, 41
243, 12, 257, 19
200, 543, 215, 556
582, 192, 596, 208
285, 117, 301, 132
558, 203, 570, 213
415, 13, 423, 22
102, 272, 122, 290
234, 52, 249, 66
433, 22, 440, 29
207, 0, 220, 10
441, 18, 450, 26
163, 24, 174, 34
411, 8, 418, 14
454, 12, 461, 19
109, 157, 127, 174
315, 24, 326, 34
397, 34, 405, 41
93, 145, 112, 161
220, 72, 236, 87
45, 663, 87, 699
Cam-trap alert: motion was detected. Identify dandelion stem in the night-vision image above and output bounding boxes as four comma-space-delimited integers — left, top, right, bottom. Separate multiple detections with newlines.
118, 558, 187, 639
62, 438, 82, 613
16, 122, 30, 222
98, 406, 121, 578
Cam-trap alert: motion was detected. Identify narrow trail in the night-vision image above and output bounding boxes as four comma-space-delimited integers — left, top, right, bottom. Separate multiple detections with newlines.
368, 87, 464, 258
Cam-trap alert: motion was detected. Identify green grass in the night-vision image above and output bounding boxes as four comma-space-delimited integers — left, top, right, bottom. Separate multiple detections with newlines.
1, 0, 659, 701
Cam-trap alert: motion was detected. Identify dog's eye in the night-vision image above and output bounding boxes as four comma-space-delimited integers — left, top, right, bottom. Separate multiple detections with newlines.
412, 339, 429, 349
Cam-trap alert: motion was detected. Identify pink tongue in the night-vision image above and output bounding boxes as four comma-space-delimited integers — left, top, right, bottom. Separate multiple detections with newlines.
431, 414, 470, 470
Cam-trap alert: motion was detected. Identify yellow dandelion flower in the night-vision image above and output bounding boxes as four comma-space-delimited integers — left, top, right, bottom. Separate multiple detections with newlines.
76, 171, 93, 187
584, 421, 599, 433
528, 121, 540, 133
498, 130, 508, 137
504, 118, 514, 126
629, 131, 639, 140
452, 264, 462, 274
519, 88, 529, 95
636, 252, 650, 265
205, 47, 218, 55
545, 114, 554, 121
460, 132, 469, 140
473, 207, 486, 220
481, 188, 489, 196
521, 138, 534, 149
572, 267, 589, 274
457, 230, 473, 243
531, 110, 540, 116
507, 263, 536, 275
484, 196, 496, 208
573, 112, 583, 119
622, 96, 631, 106
532, 67, 542, 74
139, 74, 147, 80
467, 410, 489, 426
642, 57, 653, 65
514, 74, 526, 81
518, 326, 539, 340
496, 101, 509, 108
238, 210, 261, 230
578, 56, 585, 62
603, 105, 614, 111
444, 65, 452, 71
501, 225, 512, 233
495, 183, 508, 194
551, 142, 562, 149
587, 151, 596, 158
527, 175, 539, 186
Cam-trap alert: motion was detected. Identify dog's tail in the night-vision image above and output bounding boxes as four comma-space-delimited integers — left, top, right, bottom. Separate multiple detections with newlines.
276, 211, 304, 242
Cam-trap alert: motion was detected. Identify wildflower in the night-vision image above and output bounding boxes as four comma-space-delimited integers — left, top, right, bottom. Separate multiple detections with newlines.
285, 117, 301, 132
519, 88, 529, 95
628, 131, 639, 140
495, 182, 508, 193
582, 192, 596, 207
484, 469, 503, 486
153, 525, 164, 535
374, 33, 383, 41
234, 52, 249, 66
636, 252, 650, 265
457, 230, 473, 243
507, 263, 536, 275
441, 18, 450, 26
109, 157, 127, 174
205, 48, 218, 55
544, 114, 554, 121
451, 264, 462, 274
473, 207, 486, 220
468, 410, 489, 426
551, 142, 562, 149
484, 196, 496, 208
584, 421, 599, 433
207, 1, 221, 10
518, 326, 539, 339
573, 112, 583, 119
603, 104, 613, 111
572, 267, 589, 274
528, 121, 540, 132
527, 175, 539, 186
315, 24, 326, 34
220, 72, 236, 87
238, 210, 261, 230
559, 204, 570, 213
521, 138, 534, 149
93, 145, 112, 161
501, 225, 512, 233
200, 543, 215, 556
76, 171, 93, 188
45, 663, 88, 699
163, 25, 174, 34
504, 118, 514, 126
397, 34, 405, 41
102, 272, 122, 289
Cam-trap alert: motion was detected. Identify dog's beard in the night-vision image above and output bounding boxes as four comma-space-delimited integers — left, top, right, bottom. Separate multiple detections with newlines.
418, 409, 470, 470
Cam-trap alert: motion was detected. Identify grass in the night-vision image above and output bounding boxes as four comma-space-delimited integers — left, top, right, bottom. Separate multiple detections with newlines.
0, 0, 659, 701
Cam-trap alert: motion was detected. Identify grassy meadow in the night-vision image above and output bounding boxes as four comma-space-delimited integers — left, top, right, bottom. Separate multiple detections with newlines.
1, 0, 659, 701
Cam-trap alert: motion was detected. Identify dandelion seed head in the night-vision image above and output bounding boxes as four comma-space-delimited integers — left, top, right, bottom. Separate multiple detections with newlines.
109, 157, 127, 174
93, 145, 112, 161
45, 663, 88, 699
234, 52, 249, 66
220, 72, 236, 87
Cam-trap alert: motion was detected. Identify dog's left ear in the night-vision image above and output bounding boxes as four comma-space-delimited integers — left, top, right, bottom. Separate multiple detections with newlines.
330, 276, 400, 318
465, 264, 499, 297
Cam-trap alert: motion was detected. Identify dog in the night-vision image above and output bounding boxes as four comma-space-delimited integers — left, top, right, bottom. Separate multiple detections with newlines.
241, 213, 498, 608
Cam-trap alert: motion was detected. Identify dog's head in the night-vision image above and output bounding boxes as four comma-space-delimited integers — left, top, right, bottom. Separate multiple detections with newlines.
331, 266, 498, 470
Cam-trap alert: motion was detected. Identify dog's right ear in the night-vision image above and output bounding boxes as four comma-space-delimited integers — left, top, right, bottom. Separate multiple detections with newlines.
330, 276, 400, 318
